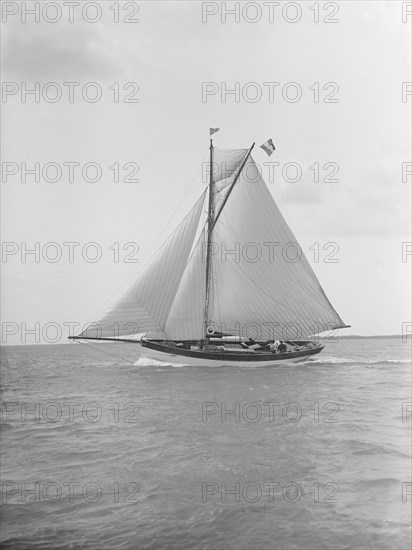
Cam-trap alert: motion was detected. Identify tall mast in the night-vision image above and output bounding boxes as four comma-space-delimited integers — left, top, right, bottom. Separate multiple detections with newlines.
203, 138, 214, 344
203, 140, 255, 344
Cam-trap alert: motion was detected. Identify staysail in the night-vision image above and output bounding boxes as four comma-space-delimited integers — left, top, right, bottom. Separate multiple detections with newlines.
163, 228, 207, 340
76, 144, 347, 342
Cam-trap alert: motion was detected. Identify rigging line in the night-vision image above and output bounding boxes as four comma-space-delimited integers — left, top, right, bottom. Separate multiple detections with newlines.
159, 224, 208, 337
78, 151, 208, 333
227, 254, 286, 310
212, 143, 255, 230
283, 261, 341, 316
322, 327, 340, 339
138, 189, 206, 268
256, 158, 338, 319
215, 175, 337, 323
150, 150, 209, 251
186, 222, 207, 265
214, 217, 236, 237
75, 339, 137, 365
262, 151, 295, 234
80, 190, 206, 333
213, 207, 331, 326
211, 230, 291, 329
211, 259, 222, 325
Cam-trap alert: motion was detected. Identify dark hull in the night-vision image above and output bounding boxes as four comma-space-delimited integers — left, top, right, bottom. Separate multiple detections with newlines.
141, 339, 324, 365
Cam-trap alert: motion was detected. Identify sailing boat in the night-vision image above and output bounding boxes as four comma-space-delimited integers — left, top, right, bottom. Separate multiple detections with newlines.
70, 134, 349, 366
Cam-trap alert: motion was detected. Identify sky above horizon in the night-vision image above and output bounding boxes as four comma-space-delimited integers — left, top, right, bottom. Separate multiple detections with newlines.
1, 0, 411, 345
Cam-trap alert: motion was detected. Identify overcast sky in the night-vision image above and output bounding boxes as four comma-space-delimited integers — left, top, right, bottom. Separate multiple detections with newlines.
1, 0, 411, 344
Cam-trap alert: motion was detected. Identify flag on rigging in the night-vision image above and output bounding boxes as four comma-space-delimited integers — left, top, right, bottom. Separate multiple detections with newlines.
209, 128, 220, 136
260, 138, 276, 156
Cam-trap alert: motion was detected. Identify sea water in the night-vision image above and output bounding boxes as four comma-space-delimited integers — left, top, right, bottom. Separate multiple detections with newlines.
1, 338, 411, 549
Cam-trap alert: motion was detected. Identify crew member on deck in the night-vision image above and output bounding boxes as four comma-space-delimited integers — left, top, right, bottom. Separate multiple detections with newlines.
278, 342, 287, 353
269, 340, 281, 352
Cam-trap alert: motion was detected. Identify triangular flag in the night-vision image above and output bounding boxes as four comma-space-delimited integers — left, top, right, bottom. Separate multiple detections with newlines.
260, 138, 276, 156
210, 128, 220, 136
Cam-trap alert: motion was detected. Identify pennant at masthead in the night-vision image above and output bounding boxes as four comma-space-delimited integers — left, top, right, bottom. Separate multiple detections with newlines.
260, 138, 276, 156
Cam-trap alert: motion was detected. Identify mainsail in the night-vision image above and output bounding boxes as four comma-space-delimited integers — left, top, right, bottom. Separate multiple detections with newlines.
77, 143, 347, 342
207, 153, 346, 340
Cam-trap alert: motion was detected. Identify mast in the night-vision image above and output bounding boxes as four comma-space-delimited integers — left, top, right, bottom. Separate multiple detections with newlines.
203, 138, 214, 344
203, 140, 255, 343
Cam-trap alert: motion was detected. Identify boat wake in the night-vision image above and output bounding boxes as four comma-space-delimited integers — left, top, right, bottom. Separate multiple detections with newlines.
134, 356, 410, 369
134, 357, 190, 368
300, 357, 410, 366
135, 357, 313, 369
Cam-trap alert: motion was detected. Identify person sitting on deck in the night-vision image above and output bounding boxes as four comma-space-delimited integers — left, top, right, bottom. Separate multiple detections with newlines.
278, 342, 287, 353
269, 340, 281, 353
241, 337, 256, 349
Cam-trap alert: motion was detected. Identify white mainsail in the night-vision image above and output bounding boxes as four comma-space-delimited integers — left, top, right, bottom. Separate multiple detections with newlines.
78, 144, 347, 342
207, 155, 346, 341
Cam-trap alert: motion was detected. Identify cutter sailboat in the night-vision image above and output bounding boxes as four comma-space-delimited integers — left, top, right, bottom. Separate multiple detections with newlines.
70, 134, 349, 366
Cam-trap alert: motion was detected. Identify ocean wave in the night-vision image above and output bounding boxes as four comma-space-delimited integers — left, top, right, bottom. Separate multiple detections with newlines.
359, 477, 402, 489
0, 423, 15, 433
301, 357, 411, 366
134, 355, 411, 368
